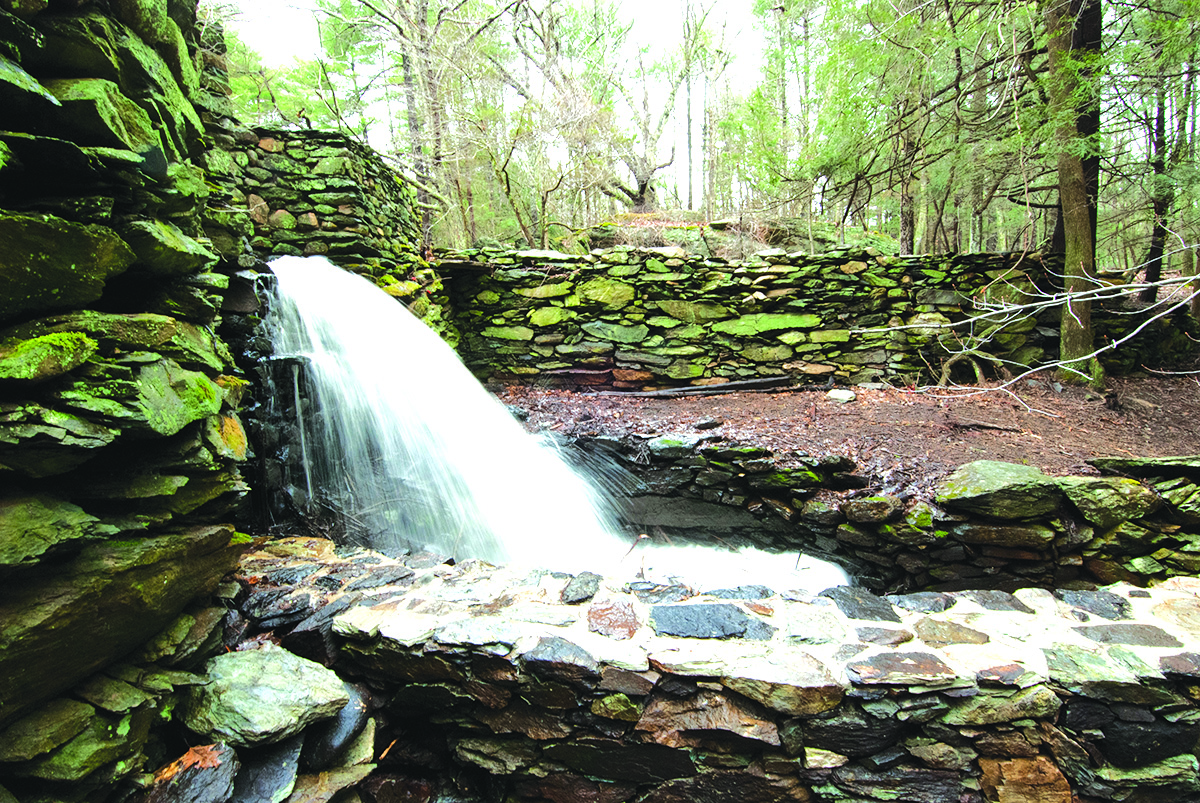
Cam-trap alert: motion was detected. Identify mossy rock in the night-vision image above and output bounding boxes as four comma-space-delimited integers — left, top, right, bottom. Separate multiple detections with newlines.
120, 219, 218, 277
0, 332, 97, 382
578, 277, 635, 309
42, 77, 160, 153
654, 299, 731, 323
935, 461, 1062, 519
0, 212, 135, 324
712, 313, 822, 336
0, 494, 118, 570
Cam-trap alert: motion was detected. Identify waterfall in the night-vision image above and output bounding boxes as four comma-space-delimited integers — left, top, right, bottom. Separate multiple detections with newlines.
265, 256, 848, 592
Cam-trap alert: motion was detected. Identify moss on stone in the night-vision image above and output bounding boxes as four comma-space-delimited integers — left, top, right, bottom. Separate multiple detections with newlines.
0, 332, 98, 382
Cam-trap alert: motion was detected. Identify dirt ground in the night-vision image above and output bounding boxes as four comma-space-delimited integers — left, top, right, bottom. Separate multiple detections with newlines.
497, 375, 1200, 496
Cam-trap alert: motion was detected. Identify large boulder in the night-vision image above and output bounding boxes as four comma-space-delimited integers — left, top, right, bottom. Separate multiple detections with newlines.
182, 644, 350, 748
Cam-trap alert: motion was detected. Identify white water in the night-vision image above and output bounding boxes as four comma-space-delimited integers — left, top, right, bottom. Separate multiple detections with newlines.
267, 256, 848, 593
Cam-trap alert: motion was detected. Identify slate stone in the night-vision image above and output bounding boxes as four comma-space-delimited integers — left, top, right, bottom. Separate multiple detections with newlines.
588, 598, 640, 640
950, 521, 1055, 548
841, 495, 904, 523
542, 740, 696, 783
265, 565, 320, 585
0, 698, 95, 762
599, 667, 656, 697
859, 746, 908, 771
704, 585, 774, 600
1101, 718, 1200, 767
845, 651, 957, 686
521, 636, 600, 684
282, 593, 362, 666
650, 603, 766, 639
804, 705, 904, 757
828, 764, 961, 800
561, 571, 602, 603
183, 643, 350, 748
1055, 589, 1132, 621
628, 582, 692, 604
721, 653, 844, 717
302, 683, 371, 770
341, 564, 414, 591
230, 736, 303, 803
914, 617, 989, 647
856, 626, 914, 646
1161, 652, 1200, 678
144, 744, 240, 803
1058, 476, 1160, 530
285, 765, 375, 803
1064, 698, 1115, 731
942, 685, 1062, 725
638, 772, 781, 803
1074, 623, 1183, 648
935, 460, 1062, 518
634, 688, 780, 747
888, 591, 957, 613
819, 586, 902, 622
962, 589, 1035, 614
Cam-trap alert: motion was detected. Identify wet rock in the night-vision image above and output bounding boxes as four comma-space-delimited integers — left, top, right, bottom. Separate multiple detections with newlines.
243, 587, 315, 629
183, 643, 350, 748
720, 652, 843, 716
542, 739, 696, 783
942, 685, 1061, 725
803, 705, 904, 757
476, 700, 572, 740
1093, 754, 1200, 793
599, 666, 657, 696
820, 586, 902, 622
914, 617, 989, 647
961, 589, 1035, 613
285, 765, 375, 803
950, 521, 1055, 549
1074, 623, 1182, 648
143, 744, 241, 803
704, 585, 774, 600
888, 591, 956, 613
635, 688, 780, 747
0, 493, 117, 570
826, 763, 961, 800
841, 494, 904, 523
1054, 589, 1131, 621
935, 460, 1063, 519
639, 772, 783, 803
1101, 717, 1200, 767
845, 651, 957, 686
302, 684, 371, 770
562, 571, 602, 603
0, 524, 242, 728
521, 636, 600, 685
341, 565, 414, 592
587, 598, 639, 640
650, 603, 775, 639
230, 737, 303, 803
121, 219, 218, 277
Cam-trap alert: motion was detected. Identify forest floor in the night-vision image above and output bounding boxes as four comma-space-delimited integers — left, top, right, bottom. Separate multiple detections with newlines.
497, 374, 1200, 497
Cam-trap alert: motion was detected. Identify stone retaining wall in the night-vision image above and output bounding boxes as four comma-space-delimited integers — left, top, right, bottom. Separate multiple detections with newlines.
440, 247, 1192, 389
580, 435, 1200, 594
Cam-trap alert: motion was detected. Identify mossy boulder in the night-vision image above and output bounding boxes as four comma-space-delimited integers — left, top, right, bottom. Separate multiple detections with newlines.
654, 299, 731, 323
581, 321, 650, 343
0, 494, 118, 570
935, 461, 1063, 519
577, 277, 635, 309
0, 212, 135, 324
0, 332, 97, 383
42, 77, 161, 153
120, 219, 218, 277
0, 524, 243, 728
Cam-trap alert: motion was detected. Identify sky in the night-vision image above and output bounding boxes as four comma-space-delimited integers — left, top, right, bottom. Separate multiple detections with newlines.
225, 0, 763, 73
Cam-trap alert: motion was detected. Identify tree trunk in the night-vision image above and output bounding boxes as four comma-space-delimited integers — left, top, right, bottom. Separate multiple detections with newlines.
1046, 0, 1104, 387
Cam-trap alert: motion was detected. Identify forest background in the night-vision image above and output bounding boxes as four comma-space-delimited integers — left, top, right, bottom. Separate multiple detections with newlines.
204, 0, 1199, 382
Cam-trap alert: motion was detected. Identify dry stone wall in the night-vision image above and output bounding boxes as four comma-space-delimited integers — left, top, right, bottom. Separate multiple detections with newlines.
441, 246, 1192, 389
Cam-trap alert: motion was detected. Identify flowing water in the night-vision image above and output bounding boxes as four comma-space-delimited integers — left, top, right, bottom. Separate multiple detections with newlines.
266, 256, 848, 592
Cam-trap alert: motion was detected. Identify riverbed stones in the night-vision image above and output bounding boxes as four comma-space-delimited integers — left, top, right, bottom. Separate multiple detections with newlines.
183, 643, 350, 747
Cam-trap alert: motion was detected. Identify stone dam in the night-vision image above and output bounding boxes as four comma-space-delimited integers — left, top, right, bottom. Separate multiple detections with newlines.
2, 0, 1200, 801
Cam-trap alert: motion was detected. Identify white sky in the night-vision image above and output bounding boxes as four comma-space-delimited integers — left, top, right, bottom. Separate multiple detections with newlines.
226, 0, 762, 74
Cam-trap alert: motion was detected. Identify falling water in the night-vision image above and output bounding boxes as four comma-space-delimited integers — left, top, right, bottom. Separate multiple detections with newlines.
266, 256, 848, 592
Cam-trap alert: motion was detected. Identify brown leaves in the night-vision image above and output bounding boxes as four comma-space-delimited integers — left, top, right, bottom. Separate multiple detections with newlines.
153, 744, 226, 783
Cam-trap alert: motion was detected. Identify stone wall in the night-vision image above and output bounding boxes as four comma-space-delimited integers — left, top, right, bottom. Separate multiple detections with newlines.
0, 0, 254, 793
440, 247, 1193, 389
195, 537, 1200, 803
589, 434, 1200, 593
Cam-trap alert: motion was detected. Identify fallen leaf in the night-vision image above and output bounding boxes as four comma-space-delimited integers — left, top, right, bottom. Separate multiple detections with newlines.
153, 744, 225, 783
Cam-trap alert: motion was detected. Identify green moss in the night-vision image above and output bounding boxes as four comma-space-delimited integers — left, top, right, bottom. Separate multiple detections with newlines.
0, 332, 98, 382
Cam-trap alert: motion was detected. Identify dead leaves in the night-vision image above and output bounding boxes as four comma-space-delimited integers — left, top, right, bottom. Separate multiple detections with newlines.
153, 744, 226, 783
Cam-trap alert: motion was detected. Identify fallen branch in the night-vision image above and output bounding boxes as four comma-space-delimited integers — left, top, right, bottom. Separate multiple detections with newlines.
942, 417, 1021, 432
591, 376, 834, 398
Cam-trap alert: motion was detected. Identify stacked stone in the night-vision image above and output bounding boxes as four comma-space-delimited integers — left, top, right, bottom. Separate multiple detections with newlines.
442, 247, 1047, 388
0, 0, 249, 795
442, 246, 1192, 388
220, 538, 1200, 803
574, 434, 1200, 594
225, 128, 423, 274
